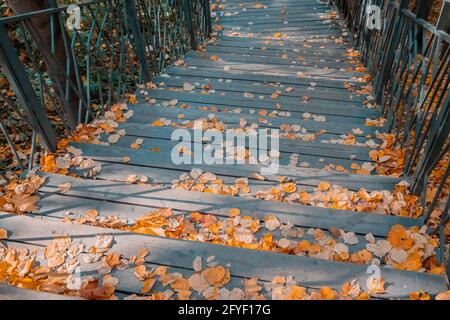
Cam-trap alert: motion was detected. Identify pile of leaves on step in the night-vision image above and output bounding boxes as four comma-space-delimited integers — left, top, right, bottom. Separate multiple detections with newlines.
1, 234, 449, 300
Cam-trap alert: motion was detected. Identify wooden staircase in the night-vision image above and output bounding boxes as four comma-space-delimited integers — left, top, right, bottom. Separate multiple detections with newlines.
1, 0, 447, 299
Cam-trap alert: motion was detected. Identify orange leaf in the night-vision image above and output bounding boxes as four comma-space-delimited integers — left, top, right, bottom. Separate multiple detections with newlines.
152, 120, 164, 126
142, 278, 156, 294
318, 182, 331, 191
228, 208, 241, 217
280, 182, 297, 193
320, 287, 335, 300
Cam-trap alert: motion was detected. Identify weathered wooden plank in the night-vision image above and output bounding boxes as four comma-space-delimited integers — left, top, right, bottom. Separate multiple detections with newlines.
81, 135, 400, 190
36, 190, 380, 252
118, 122, 375, 158
35, 183, 374, 250
209, 40, 351, 58
216, 36, 352, 48
165, 65, 367, 92
220, 6, 332, 12
143, 89, 371, 129
217, 12, 332, 23
218, 0, 330, 8
153, 75, 363, 105
218, 34, 351, 45
127, 102, 377, 137
203, 50, 351, 70
204, 45, 352, 64
219, 16, 339, 28
219, 20, 340, 29
218, 7, 334, 17
219, 3, 331, 12
220, 26, 343, 35
219, 28, 342, 36
153, 73, 364, 102
131, 97, 368, 125
127, 108, 372, 147
136, 89, 378, 119
1, 231, 343, 300
82, 127, 374, 175
34, 194, 380, 266
219, 0, 329, 7
127, 157, 395, 192
38, 173, 417, 237
169, 53, 356, 75
208, 38, 353, 49
0, 239, 243, 300
184, 57, 361, 79
1, 213, 443, 298
120, 119, 378, 168
90, 161, 311, 194
75, 140, 373, 181
103, 126, 375, 161
221, 28, 344, 38
92, 158, 399, 197
210, 38, 350, 54
195, 37, 354, 54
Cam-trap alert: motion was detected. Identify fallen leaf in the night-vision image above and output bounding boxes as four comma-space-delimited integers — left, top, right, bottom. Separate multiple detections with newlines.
318, 182, 331, 191
57, 182, 71, 193
228, 208, 241, 217
320, 287, 335, 300
0, 228, 7, 239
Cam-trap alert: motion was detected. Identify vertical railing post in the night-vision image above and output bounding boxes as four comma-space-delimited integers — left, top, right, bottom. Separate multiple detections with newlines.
410, 0, 450, 194
375, 0, 408, 105
0, 24, 57, 152
436, 0, 450, 31
437, 0, 450, 58
415, 0, 435, 51
0, 118, 25, 170
125, 0, 151, 82
183, 0, 197, 49
203, 0, 212, 37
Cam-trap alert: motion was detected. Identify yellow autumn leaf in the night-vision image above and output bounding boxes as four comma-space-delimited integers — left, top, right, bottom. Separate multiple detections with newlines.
409, 291, 431, 300
141, 278, 156, 294
228, 208, 241, 217
0, 228, 7, 240
152, 120, 164, 126
280, 182, 296, 193
210, 55, 219, 61
320, 287, 335, 300
133, 226, 166, 237
318, 182, 331, 191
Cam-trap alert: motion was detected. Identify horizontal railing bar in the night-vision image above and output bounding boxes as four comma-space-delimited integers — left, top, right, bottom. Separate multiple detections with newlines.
399, 8, 450, 44
0, 0, 106, 24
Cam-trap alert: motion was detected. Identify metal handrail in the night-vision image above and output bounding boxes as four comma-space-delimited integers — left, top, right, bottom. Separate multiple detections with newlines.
333, 0, 449, 258
0, 1, 106, 24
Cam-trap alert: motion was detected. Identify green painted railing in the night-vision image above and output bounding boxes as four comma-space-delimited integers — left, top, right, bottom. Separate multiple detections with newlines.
333, 0, 449, 260
0, 0, 211, 169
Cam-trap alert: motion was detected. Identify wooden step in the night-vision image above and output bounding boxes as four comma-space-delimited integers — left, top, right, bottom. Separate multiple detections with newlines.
136, 89, 378, 119
1, 211, 445, 299
72, 142, 400, 189
39, 173, 417, 237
